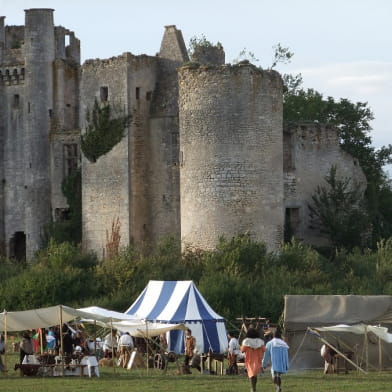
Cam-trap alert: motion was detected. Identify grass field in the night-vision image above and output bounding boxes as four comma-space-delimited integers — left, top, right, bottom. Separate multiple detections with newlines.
1, 352, 392, 392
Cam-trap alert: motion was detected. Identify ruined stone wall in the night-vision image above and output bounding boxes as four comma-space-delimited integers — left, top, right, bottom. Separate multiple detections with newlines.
126, 55, 158, 245
81, 55, 130, 257
81, 53, 158, 256
283, 122, 367, 245
179, 64, 284, 251
50, 59, 80, 214
1, 77, 26, 255
144, 25, 189, 248
190, 43, 225, 65
148, 116, 181, 244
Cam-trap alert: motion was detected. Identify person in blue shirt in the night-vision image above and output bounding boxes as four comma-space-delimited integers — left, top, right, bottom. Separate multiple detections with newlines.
262, 329, 289, 392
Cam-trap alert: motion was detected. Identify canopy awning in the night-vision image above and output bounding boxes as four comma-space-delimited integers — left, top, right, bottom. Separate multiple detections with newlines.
0, 305, 185, 338
315, 323, 392, 343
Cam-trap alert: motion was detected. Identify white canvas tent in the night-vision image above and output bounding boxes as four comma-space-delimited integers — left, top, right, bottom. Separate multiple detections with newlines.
0, 305, 185, 337
125, 280, 228, 354
284, 295, 392, 370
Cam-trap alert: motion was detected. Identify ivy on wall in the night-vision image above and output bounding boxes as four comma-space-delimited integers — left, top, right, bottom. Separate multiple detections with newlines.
81, 99, 131, 163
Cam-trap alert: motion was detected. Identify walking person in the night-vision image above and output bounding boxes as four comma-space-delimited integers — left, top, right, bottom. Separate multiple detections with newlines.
184, 328, 196, 372
227, 331, 240, 375
262, 329, 289, 392
118, 332, 134, 368
0, 333, 6, 373
240, 328, 265, 392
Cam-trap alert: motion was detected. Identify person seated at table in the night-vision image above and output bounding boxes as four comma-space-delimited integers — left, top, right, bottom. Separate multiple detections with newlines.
103, 329, 118, 358
19, 332, 34, 364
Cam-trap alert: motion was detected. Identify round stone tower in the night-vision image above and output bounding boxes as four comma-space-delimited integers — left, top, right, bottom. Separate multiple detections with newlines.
179, 63, 284, 251
24, 9, 55, 259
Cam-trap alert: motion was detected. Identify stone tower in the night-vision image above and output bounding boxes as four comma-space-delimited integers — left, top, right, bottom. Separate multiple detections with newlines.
178, 63, 284, 251
0, 9, 80, 260
24, 9, 55, 259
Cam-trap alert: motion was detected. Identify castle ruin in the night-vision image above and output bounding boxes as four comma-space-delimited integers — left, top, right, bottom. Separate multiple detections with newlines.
0, 9, 366, 260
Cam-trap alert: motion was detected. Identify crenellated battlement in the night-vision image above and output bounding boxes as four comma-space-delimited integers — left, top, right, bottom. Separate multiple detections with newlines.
0, 66, 25, 85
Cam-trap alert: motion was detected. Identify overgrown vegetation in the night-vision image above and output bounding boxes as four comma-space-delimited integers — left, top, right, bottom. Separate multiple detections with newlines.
308, 165, 370, 250
188, 34, 214, 60
2, 234, 392, 323
81, 99, 131, 163
284, 76, 392, 247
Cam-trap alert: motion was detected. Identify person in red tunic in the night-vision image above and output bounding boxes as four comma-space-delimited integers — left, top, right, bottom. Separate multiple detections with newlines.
241, 328, 266, 392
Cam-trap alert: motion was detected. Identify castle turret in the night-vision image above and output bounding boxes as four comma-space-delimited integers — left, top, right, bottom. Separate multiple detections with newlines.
190, 42, 225, 65
179, 63, 284, 251
23, 9, 55, 259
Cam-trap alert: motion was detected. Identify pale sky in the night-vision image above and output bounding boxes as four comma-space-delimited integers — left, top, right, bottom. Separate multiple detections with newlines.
2, 0, 392, 169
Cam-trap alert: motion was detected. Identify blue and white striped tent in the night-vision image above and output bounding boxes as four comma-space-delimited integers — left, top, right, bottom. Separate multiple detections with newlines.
125, 280, 228, 354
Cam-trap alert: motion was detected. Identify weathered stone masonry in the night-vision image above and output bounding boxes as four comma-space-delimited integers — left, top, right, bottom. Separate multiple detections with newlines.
0, 9, 366, 260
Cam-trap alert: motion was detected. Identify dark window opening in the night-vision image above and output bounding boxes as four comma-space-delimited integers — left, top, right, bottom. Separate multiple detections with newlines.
55, 208, 71, 221
63, 143, 79, 176
28, 102, 31, 113
284, 207, 300, 243
100, 86, 108, 102
9, 232, 26, 262
136, 87, 140, 100
49, 109, 53, 118
146, 91, 152, 101
13, 94, 20, 108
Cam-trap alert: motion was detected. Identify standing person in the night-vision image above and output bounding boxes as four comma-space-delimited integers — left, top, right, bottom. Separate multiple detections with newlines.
240, 328, 265, 392
320, 344, 336, 374
227, 331, 240, 375
184, 328, 196, 371
262, 329, 289, 392
118, 332, 134, 368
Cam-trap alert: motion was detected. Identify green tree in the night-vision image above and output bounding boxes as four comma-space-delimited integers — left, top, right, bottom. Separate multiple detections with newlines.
308, 166, 370, 250
81, 99, 131, 163
284, 82, 392, 245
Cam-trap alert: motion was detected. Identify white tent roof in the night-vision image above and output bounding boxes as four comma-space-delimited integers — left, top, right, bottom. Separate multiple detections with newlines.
0, 305, 83, 332
0, 305, 185, 337
77, 306, 140, 323
315, 323, 392, 343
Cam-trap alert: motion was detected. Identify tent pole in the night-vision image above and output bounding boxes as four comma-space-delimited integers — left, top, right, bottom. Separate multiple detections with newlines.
94, 320, 97, 355
378, 333, 382, 371
4, 310, 7, 372
308, 328, 367, 374
365, 325, 369, 372
110, 319, 116, 373
146, 321, 149, 376
59, 305, 64, 376
39, 328, 44, 355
